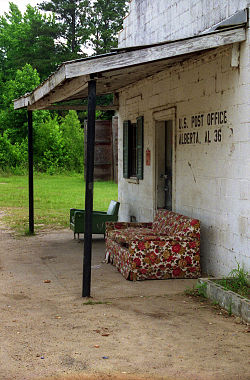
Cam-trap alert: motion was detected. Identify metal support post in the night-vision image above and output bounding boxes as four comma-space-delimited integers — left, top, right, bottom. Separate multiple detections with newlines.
28, 110, 34, 234
82, 79, 96, 297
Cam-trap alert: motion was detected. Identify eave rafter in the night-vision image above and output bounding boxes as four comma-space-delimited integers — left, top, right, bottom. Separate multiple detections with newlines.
42, 104, 119, 111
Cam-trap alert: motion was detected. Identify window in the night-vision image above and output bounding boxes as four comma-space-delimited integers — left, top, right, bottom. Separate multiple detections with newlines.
123, 116, 144, 179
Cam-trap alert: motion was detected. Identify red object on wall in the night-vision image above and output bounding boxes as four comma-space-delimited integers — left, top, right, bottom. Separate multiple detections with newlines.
146, 149, 151, 166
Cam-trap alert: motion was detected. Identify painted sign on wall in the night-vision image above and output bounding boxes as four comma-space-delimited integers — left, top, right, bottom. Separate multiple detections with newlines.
178, 110, 227, 145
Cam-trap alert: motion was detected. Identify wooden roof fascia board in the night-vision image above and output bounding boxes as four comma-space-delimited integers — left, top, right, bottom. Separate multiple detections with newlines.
27, 75, 89, 110
14, 94, 30, 109
112, 24, 247, 52
14, 64, 67, 110
66, 27, 246, 79
28, 65, 67, 107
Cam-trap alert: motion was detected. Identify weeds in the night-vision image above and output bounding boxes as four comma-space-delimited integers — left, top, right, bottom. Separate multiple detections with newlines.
24, 228, 35, 236
212, 300, 219, 307
184, 286, 197, 296
196, 282, 207, 297
184, 282, 207, 298
215, 262, 249, 299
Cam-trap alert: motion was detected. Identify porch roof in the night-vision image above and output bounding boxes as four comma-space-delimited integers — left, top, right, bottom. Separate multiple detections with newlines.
14, 26, 246, 111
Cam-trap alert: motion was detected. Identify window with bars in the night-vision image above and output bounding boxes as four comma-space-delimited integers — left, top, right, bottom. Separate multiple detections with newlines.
123, 116, 144, 180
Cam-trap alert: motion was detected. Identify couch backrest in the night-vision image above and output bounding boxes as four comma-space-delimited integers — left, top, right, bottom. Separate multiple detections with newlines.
107, 200, 120, 216
152, 209, 200, 238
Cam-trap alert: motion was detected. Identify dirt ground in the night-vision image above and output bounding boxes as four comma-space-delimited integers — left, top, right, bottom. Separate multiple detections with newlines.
0, 222, 249, 380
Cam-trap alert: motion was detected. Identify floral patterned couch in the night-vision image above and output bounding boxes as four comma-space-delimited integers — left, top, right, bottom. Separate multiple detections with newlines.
105, 209, 201, 281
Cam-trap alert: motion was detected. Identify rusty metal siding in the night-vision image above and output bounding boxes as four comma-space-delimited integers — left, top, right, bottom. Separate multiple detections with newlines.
84, 120, 113, 181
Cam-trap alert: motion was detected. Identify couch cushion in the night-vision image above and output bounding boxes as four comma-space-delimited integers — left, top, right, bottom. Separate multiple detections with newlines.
108, 227, 159, 245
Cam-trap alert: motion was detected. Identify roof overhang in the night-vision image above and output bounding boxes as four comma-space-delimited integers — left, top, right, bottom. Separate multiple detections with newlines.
14, 26, 246, 111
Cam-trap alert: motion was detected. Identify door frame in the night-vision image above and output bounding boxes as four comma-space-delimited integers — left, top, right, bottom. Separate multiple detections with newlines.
153, 107, 176, 213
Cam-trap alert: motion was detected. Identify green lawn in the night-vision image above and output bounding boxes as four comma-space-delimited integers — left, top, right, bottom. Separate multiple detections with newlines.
0, 173, 118, 234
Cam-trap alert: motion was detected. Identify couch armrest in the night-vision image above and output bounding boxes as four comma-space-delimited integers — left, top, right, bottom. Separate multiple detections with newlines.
106, 221, 152, 233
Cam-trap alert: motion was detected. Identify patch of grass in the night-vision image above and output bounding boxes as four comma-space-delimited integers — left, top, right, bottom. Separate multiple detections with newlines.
24, 227, 35, 236
83, 300, 112, 306
0, 173, 118, 235
184, 282, 207, 298
215, 263, 249, 299
184, 286, 197, 296
212, 300, 219, 307
196, 282, 207, 297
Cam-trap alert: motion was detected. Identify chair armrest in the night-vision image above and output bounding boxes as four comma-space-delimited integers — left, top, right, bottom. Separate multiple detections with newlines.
70, 209, 107, 223
70, 208, 84, 223
70, 208, 84, 214
74, 211, 85, 222
71, 209, 107, 215
74, 211, 107, 227
91, 213, 117, 223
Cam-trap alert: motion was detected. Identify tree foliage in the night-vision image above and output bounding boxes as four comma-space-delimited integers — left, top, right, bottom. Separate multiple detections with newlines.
34, 111, 84, 173
38, 0, 128, 55
0, 63, 43, 143
0, 3, 64, 82
38, 0, 90, 57
88, 0, 128, 54
0, 64, 83, 173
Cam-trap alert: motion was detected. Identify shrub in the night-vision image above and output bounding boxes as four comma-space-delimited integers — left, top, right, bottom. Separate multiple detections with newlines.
59, 110, 84, 172
33, 111, 84, 173
0, 132, 26, 170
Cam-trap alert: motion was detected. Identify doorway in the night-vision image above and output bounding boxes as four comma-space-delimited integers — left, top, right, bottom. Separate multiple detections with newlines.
156, 120, 173, 210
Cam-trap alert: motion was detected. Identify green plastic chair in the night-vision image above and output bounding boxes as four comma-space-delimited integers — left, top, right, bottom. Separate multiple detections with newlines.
70, 200, 120, 239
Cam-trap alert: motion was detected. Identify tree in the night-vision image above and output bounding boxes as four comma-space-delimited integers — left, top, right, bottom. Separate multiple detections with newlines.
0, 64, 83, 173
88, 0, 128, 54
0, 63, 47, 143
0, 3, 64, 83
38, 0, 90, 57
38, 0, 128, 56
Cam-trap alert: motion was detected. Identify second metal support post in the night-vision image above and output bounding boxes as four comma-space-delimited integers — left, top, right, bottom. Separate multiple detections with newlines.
82, 79, 96, 297
28, 110, 34, 235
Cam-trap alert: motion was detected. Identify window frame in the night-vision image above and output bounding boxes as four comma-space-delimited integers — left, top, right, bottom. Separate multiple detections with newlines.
123, 116, 144, 180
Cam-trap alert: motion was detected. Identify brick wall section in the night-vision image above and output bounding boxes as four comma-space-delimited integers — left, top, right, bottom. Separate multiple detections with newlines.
117, 29, 250, 276
119, 0, 248, 47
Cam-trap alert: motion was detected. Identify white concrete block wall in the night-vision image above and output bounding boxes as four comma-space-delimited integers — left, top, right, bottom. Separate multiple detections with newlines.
117, 32, 250, 277
119, 0, 248, 47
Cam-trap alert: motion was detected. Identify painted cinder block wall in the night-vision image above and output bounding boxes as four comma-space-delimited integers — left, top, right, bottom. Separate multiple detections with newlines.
117, 2, 250, 276
119, 0, 249, 47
